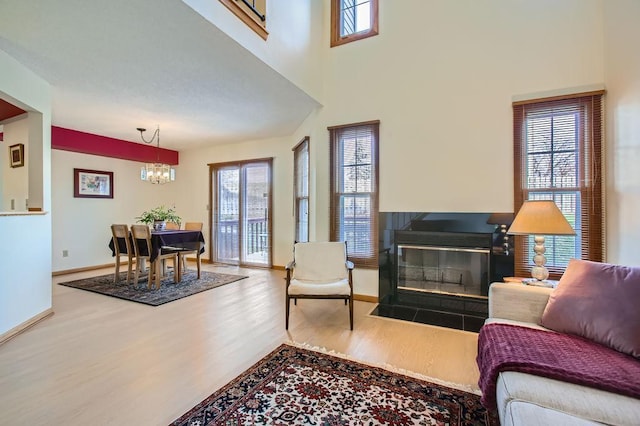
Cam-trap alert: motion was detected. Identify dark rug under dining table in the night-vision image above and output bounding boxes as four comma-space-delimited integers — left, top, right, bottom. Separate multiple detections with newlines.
58, 270, 248, 306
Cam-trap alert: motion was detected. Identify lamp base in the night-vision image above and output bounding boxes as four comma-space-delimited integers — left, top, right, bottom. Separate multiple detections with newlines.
522, 278, 558, 288
530, 235, 549, 280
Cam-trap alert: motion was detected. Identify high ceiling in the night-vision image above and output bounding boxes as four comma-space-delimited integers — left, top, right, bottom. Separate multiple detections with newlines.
0, 0, 319, 150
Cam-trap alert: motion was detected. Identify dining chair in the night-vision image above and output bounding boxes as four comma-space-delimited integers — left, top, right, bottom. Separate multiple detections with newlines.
110, 224, 134, 284
285, 241, 354, 330
177, 222, 203, 278
165, 221, 180, 230
130, 224, 179, 289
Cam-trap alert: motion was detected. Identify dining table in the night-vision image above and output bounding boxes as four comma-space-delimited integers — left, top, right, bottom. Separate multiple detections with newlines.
109, 229, 205, 282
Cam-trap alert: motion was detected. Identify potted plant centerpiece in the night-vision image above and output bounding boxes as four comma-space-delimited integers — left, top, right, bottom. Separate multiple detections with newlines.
136, 205, 182, 231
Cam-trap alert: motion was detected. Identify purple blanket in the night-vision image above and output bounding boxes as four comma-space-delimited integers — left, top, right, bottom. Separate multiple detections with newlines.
477, 323, 640, 410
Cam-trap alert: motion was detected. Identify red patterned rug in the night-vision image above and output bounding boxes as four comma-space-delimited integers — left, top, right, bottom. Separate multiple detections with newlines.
171, 343, 497, 425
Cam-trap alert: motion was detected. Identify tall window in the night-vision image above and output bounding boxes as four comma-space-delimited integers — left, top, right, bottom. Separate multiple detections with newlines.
331, 0, 379, 47
329, 121, 379, 268
293, 137, 309, 243
513, 91, 604, 279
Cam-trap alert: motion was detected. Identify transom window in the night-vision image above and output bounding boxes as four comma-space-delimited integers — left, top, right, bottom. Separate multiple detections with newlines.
513, 92, 604, 279
331, 0, 379, 47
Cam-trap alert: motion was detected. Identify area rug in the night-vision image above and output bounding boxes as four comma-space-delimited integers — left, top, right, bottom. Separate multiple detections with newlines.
171, 343, 498, 425
58, 270, 248, 306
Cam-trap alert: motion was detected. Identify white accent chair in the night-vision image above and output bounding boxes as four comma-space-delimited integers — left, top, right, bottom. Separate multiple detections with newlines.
285, 241, 354, 330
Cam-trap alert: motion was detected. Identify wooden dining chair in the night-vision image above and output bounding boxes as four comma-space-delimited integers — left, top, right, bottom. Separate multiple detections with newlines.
180, 222, 203, 278
130, 224, 179, 289
165, 221, 180, 230
110, 224, 134, 284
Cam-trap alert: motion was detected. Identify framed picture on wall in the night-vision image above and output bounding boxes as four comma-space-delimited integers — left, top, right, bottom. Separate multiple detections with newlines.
9, 143, 24, 168
74, 168, 114, 199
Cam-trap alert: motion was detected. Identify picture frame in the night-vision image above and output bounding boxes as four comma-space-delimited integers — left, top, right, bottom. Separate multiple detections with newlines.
9, 143, 24, 168
74, 168, 114, 199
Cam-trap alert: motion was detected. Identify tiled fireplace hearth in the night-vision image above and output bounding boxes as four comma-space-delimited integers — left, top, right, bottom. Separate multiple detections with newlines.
373, 212, 514, 332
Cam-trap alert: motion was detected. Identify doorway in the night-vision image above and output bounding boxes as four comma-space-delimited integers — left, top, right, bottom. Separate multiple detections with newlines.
210, 158, 272, 267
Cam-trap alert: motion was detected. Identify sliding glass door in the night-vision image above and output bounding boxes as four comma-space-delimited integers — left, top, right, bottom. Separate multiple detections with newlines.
211, 158, 272, 267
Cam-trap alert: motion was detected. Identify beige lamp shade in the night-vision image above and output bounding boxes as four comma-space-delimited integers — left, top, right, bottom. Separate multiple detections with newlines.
508, 200, 575, 236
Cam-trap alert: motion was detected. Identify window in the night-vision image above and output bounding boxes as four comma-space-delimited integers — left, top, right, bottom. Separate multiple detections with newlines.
293, 137, 309, 243
329, 121, 379, 268
219, 0, 268, 40
513, 91, 605, 279
331, 0, 378, 47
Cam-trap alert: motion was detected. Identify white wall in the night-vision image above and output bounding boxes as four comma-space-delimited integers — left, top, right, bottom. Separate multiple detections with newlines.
182, 0, 324, 102
603, 0, 640, 266
51, 150, 181, 272
0, 49, 52, 336
0, 115, 29, 211
320, 0, 604, 214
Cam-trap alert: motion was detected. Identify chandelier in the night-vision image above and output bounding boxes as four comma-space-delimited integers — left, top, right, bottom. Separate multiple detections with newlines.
137, 126, 175, 184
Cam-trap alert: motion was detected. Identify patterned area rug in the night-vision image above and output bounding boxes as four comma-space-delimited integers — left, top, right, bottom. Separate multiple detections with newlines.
172, 343, 498, 425
58, 270, 247, 306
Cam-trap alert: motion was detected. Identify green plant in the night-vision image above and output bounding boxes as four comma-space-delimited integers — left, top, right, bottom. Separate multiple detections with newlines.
136, 205, 181, 226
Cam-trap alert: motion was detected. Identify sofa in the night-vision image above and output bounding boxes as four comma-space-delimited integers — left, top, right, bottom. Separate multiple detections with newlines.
478, 259, 640, 426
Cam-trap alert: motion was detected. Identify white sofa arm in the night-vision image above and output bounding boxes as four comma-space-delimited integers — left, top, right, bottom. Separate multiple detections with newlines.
488, 282, 554, 324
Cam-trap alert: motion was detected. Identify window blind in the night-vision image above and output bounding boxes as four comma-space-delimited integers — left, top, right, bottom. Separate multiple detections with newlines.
329, 121, 379, 268
293, 137, 309, 243
513, 92, 604, 279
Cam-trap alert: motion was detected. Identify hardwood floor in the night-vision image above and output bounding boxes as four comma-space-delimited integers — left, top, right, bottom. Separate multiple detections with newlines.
0, 264, 481, 425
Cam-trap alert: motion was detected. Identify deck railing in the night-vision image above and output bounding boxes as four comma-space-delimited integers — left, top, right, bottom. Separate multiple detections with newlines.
216, 218, 268, 262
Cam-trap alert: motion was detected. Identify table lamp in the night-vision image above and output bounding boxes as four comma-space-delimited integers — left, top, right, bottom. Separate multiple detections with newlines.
507, 200, 575, 281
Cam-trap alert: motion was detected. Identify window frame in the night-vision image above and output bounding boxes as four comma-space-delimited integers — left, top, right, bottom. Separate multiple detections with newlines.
209, 158, 273, 268
293, 136, 310, 243
513, 91, 605, 279
329, 120, 380, 268
331, 0, 379, 47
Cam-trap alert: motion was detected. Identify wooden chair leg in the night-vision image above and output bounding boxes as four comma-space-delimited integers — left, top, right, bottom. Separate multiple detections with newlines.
349, 297, 354, 330
126, 255, 133, 285
285, 294, 290, 330
196, 252, 201, 279
154, 260, 162, 289
134, 259, 142, 288
115, 257, 123, 284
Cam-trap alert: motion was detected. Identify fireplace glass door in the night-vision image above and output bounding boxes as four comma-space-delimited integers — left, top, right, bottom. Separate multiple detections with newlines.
397, 245, 490, 297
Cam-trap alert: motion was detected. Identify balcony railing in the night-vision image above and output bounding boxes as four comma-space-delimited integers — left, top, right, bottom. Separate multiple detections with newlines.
217, 218, 268, 263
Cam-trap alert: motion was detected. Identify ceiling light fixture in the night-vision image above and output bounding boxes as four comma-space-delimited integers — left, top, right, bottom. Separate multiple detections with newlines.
137, 125, 175, 184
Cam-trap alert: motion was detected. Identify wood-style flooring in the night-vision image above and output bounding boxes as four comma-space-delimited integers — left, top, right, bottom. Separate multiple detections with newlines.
0, 264, 481, 425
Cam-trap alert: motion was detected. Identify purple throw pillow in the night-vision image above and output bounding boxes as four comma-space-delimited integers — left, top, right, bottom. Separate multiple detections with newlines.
541, 259, 640, 358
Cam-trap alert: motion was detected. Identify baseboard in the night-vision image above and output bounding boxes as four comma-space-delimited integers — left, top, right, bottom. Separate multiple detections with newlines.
0, 308, 54, 345
354, 294, 378, 303
52, 263, 116, 276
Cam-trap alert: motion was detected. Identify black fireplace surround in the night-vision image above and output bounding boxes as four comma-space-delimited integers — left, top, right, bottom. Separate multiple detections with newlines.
374, 212, 514, 332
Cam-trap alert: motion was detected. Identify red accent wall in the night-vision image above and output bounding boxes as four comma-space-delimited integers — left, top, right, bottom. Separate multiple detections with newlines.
51, 126, 179, 165
0, 98, 26, 122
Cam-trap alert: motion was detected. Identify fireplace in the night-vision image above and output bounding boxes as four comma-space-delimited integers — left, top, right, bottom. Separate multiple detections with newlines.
375, 212, 514, 332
